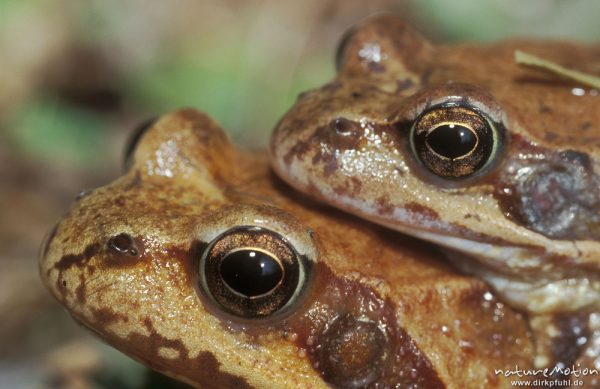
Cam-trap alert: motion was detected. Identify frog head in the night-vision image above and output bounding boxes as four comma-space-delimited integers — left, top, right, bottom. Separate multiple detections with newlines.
270, 15, 600, 314
40, 109, 535, 388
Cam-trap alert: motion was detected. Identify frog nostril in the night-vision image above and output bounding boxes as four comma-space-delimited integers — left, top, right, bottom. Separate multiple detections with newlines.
315, 314, 388, 388
108, 233, 138, 256
199, 227, 309, 319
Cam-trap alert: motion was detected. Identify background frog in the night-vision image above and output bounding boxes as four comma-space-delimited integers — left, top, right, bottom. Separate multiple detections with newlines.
270, 14, 600, 380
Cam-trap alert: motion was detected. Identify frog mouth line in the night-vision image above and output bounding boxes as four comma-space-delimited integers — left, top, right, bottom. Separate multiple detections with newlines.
302, 183, 600, 314
297, 173, 586, 262
275, 144, 600, 316
452, 259, 600, 314
326, 187, 544, 261
376, 218, 600, 314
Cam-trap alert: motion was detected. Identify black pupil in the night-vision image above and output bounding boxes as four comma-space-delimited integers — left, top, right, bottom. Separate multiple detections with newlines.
219, 249, 283, 297
426, 124, 477, 160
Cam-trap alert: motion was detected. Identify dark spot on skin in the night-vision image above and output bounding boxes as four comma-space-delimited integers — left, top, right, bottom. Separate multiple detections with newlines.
114, 196, 126, 207
75, 273, 86, 304
544, 132, 559, 142
143, 317, 153, 332
92, 307, 129, 327
283, 133, 312, 166
464, 213, 481, 222
53, 236, 146, 304
332, 184, 348, 197
323, 158, 338, 177
539, 103, 552, 114
52, 243, 100, 303
580, 122, 591, 131
405, 202, 440, 221
396, 78, 414, 92
188, 352, 255, 389
312, 149, 338, 178
348, 177, 362, 197
375, 195, 395, 215
54, 243, 100, 272
103, 317, 254, 389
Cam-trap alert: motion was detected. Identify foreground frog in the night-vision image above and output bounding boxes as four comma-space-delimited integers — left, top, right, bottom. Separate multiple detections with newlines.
39, 110, 538, 388
270, 14, 600, 375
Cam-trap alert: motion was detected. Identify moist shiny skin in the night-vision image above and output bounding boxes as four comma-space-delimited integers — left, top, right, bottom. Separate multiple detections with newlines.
39, 110, 536, 388
270, 15, 600, 381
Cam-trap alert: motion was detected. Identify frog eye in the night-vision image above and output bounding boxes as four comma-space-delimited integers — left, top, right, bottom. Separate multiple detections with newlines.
410, 104, 501, 179
198, 226, 308, 318
123, 117, 157, 171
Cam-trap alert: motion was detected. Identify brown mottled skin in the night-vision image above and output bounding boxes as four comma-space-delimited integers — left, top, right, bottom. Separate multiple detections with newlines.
271, 15, 600, 379
40, 110, 537, 388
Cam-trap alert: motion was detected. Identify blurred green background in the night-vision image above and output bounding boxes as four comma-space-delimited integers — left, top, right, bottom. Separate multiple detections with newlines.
1, 1, 599, 388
